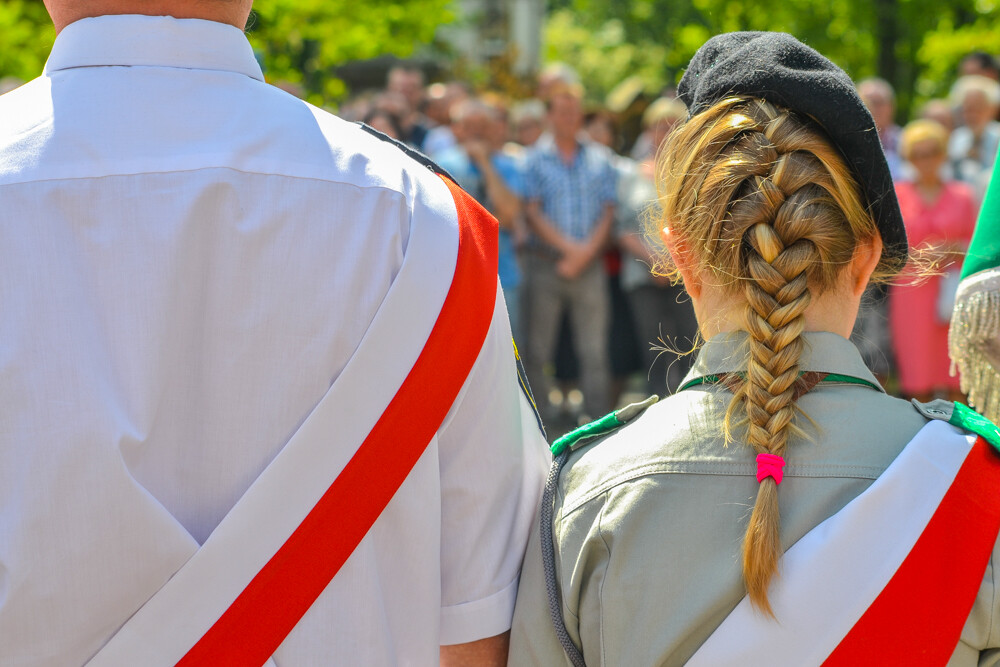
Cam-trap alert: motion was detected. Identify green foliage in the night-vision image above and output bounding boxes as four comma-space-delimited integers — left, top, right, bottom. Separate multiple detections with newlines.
0, 0, 54, 83
247, 0, 453, 105
544, 0, 1000, 122
918, 16, 1000, 100
543, 9, 668, 104
0, 0, 452, 105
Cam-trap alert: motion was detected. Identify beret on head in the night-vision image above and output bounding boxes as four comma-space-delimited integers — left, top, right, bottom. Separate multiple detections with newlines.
677, 31, 907, 265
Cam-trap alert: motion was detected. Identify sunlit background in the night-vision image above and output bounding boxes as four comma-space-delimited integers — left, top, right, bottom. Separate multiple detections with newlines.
2, 0, 998, 118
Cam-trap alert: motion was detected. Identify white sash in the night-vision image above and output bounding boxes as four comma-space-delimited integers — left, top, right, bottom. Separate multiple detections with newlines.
86, 180, 461, 666
687, 420, 976, 667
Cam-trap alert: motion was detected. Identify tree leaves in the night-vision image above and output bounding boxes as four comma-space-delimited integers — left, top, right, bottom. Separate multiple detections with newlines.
542, 0, 999, 121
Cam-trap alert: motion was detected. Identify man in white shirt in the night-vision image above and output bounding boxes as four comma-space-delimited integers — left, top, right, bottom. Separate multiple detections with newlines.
0, 1, 548, 664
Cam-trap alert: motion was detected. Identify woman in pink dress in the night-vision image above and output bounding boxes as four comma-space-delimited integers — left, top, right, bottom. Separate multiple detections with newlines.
890, 119, 978, 401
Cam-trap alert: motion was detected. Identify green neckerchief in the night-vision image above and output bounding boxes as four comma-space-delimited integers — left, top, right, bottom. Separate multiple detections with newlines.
679, 371, 880, 393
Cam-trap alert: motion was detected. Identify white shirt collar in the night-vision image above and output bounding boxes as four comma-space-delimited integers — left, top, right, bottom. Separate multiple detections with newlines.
44, 14, 264, 82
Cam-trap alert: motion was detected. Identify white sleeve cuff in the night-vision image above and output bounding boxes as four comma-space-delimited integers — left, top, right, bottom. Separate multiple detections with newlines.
439, 576, 519, 646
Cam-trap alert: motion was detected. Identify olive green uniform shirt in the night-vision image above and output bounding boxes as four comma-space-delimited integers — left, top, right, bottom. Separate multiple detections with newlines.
509, 332, 1000, 666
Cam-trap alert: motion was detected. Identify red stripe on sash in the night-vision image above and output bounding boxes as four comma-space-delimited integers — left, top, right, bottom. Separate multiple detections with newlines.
177, 176, 498, 666
824, 436, 1000, 665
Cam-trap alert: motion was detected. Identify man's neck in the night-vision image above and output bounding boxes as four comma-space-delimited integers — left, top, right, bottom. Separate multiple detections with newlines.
44, 0, 253, 33
554, 135, 578, 162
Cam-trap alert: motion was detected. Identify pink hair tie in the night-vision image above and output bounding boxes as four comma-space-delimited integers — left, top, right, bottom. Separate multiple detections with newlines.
756, 453, 786, 485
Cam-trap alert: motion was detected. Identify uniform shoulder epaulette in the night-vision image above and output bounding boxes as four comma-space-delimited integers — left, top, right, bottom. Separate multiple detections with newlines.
550, 395, 659, 457
357, 122, 457, 183
911, 399, 1000, 451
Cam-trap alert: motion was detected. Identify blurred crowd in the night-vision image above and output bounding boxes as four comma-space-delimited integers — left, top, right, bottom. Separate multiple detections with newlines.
7, 48, 993, 430
331, 51, 1000, 429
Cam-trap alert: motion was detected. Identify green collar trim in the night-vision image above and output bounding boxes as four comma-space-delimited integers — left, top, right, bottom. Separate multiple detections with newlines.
679, 372, 879, 393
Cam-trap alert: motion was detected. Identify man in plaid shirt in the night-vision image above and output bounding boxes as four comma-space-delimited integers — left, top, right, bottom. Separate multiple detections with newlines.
522, 83, 618, 422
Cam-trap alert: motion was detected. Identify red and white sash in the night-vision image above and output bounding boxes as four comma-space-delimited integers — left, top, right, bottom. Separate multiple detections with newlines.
689, 420, 1000, 666
86, 176, 499, 666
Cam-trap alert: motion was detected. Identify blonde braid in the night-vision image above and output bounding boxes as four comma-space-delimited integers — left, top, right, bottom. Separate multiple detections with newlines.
653, 97, 884, 614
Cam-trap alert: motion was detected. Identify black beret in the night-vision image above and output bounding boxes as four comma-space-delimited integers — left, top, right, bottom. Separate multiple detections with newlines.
677, 31, 907, 265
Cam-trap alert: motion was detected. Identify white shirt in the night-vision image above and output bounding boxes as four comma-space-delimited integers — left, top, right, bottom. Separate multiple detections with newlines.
0, 15, 548, 666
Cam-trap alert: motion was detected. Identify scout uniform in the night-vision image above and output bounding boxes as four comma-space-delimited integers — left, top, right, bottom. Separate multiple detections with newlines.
509, 332, 1000, 666
509, 31, 1000, 667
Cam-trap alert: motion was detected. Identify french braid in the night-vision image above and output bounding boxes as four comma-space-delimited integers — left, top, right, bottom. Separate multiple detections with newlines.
653, 98, 888, 614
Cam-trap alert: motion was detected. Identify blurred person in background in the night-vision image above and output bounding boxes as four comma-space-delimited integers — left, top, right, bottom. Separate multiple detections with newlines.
521, 83, 617, 423
641, 96, 687, 157
421, 81, 464, 156
583, 109, 618, 153
510, 99, 546, 153
386, 65, 429, 149
919, 98, 957, 134
850, 78, 901, 384
433, 98, 526, 341
362, 108, 404, 140
583, 108, 642, 409
857, 78, 903, 180
891, 119, 977, 402
373, 90, 425, 151
627, 89, 679, 161
616, 96, 698, 396
960, 51, 1000, 82
949, 75, 1000, 198
536, 63, 581, 103
335, 90, 376, 123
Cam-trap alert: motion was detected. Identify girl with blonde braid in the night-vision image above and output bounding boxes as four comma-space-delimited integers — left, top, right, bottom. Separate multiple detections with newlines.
509, 33, 1000, 667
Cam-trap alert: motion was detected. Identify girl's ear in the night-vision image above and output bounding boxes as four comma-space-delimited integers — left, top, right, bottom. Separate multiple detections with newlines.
661, 226, 701, 299
848, 235, 883, 297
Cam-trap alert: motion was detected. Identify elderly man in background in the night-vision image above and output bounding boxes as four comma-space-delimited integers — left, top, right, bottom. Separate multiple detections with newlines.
950, 74, 1000, 198
857, 77, 904, 180
0, 0, 548, 664
521, 83, 618, 423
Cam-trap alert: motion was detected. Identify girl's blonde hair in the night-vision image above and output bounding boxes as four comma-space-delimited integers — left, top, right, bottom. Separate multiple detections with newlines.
651, 97, 893, 614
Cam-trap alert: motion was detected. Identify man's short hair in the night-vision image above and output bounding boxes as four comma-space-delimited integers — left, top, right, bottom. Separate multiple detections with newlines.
856, 77, 895, 105
545, 82, 584, 111
961, 51, 1000, 78
450, 99, 492, 124
951, 74, 1000, 107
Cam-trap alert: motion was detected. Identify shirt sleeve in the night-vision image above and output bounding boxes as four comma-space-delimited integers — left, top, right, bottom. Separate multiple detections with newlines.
495, 156, 526, 198
436, 279, 550, 645
508, 513, 577, 666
